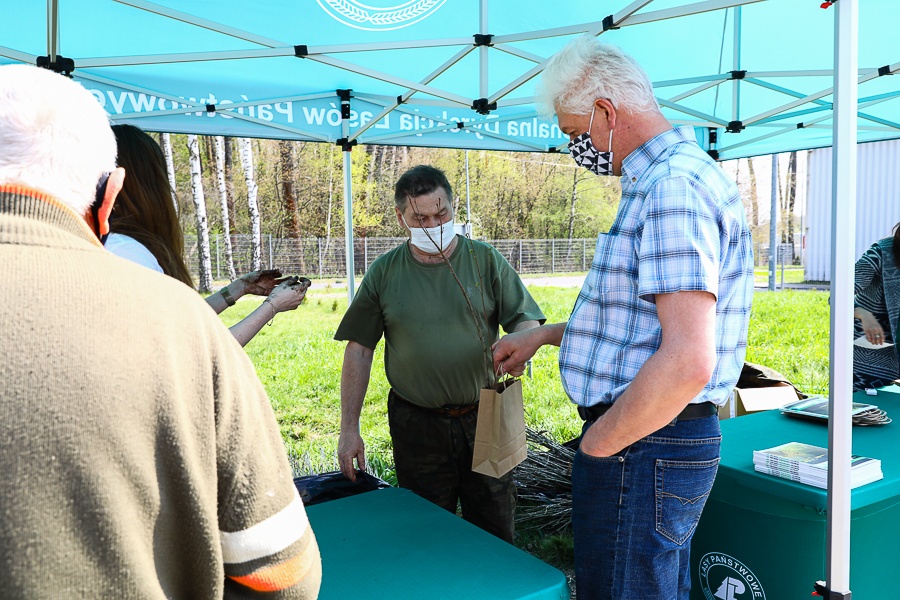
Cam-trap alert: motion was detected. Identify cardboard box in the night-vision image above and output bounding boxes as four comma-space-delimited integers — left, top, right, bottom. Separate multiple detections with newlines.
719, 383, 800, 420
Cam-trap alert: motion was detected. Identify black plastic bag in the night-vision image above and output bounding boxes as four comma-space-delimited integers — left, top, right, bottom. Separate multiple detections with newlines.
293, 470, 391, 507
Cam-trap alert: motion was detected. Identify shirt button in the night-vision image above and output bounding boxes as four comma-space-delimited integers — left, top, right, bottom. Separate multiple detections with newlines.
631, 177, 636, 182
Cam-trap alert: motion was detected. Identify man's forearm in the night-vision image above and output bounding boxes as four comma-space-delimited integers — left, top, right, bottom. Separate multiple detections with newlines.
340, 342, 374, 432
511, 319, 540, 332
580, 291, 716, 456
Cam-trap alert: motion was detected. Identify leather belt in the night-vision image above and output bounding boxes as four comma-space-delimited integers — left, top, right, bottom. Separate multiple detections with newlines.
426, 403, 480, 418
577, 401, 717, 422
390, 390, 479, 418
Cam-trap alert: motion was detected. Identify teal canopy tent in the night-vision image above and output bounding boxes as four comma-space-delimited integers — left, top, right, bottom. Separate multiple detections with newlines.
0, 1, 894, 596
1, 1, 895, 158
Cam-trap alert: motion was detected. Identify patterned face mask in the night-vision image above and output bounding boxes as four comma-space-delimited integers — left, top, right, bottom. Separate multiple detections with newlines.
567, 106, 614, 176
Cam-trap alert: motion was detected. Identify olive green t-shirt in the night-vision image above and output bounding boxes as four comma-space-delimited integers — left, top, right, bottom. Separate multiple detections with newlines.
334, 236, 545, 408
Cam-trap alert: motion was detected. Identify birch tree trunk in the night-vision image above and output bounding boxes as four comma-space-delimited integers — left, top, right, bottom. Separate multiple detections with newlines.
161, 133, 178, 216
223, 137, 236, 233
213, 136, 237, 280
239, 137, 262, 271
187, 134, 212, 292
747, 157, 760, 228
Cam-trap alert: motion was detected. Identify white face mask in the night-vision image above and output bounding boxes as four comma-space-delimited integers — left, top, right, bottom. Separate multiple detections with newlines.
402, 215, 456, 254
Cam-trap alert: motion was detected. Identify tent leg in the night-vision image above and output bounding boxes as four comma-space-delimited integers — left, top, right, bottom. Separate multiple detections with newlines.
825, 0, 857, 596
343, 149, 355, 303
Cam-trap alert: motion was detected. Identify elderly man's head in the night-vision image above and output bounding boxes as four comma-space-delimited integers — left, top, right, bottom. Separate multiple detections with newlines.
0, 65, 117, 215
537, 35, 657, 119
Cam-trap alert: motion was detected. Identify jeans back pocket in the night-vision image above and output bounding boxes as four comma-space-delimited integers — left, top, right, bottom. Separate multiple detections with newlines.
655, 457, 719, 545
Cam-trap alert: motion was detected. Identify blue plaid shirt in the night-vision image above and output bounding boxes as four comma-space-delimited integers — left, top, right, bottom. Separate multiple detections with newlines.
559, 127, 753, 407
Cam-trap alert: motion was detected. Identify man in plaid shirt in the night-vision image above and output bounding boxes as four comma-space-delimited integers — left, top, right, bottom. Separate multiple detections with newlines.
492, 36, 753, 600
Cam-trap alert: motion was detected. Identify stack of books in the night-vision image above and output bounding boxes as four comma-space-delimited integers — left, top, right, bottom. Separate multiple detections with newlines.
753, 442, 883, 489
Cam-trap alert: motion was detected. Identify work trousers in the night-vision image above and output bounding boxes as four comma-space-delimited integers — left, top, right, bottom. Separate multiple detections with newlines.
387, 390, 516, 543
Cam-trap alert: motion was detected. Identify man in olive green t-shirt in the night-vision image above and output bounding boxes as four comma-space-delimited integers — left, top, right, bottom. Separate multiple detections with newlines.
335, 165, 544, 542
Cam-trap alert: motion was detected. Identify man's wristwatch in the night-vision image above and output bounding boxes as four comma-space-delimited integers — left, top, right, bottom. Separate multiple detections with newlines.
220, 286, 236, 306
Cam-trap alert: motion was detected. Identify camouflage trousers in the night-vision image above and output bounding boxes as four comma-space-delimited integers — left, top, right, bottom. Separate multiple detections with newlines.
387, 390, 516, 543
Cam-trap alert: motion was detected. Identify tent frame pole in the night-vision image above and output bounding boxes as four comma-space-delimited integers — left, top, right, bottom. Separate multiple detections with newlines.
824, 0, 857, 596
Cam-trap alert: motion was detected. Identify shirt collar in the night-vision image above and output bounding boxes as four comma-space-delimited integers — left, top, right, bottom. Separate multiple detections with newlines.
621, 126, 699, 182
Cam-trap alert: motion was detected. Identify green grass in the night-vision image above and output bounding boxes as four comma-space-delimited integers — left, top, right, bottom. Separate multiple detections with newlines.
753, 266, 807, 286
744, 289, 831, 395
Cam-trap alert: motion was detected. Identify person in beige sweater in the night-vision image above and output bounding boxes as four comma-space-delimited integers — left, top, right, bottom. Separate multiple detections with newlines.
0, 64, 320, 599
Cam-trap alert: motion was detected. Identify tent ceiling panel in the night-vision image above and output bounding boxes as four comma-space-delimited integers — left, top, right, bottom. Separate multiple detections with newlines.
1, 0, 896, 159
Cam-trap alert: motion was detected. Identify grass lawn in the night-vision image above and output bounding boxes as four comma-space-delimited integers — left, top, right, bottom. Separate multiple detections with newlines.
753, 266, 807, 286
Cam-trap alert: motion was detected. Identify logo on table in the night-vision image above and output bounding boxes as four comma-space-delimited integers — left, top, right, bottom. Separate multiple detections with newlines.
698, 552, 766, 600
316, 0, 447, 31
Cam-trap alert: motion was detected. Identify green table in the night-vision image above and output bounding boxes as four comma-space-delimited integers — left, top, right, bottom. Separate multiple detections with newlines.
306, 487, 570, 600
690, 385, 900, 600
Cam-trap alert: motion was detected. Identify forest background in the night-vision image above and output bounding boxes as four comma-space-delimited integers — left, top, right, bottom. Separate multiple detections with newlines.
160, 134, 803, 290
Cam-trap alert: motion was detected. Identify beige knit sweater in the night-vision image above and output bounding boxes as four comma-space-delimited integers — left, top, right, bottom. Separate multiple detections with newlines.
0, 186, 320, 599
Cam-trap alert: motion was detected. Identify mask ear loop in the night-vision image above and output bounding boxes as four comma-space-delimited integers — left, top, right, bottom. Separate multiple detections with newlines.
607, 128, 614, 154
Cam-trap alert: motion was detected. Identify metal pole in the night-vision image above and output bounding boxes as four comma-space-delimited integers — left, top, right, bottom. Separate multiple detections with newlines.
339, 91, 356, 303
551, 239, 556, 273
364, 236, 368, 273
465, 150, 472, 236
780, 246, 785, 289
318, 238, 323, 279
768, 154, 778, 291
343, 150, 354, 302
268, 233, 273, 269
479, 0, 488, 100
825, 0, 857, 596
732, 6, 742, 123
583, 239, 586, 271
47, 0, 59, 63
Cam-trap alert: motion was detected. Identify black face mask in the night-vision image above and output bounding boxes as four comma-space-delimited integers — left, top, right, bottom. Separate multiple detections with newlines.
91, 172, 110, 245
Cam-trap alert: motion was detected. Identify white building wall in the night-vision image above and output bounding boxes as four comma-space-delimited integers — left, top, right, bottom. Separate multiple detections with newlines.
805, 139, 900, 282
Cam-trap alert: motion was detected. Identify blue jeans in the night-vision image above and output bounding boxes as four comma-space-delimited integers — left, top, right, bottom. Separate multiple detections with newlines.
571, 413, 721, 600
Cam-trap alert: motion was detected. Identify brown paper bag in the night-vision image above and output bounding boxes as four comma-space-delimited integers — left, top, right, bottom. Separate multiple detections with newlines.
471, 378, 527, 478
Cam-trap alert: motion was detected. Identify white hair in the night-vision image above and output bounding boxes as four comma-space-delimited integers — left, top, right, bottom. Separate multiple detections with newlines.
537, 35, 658, 118
0, 64, 116, 214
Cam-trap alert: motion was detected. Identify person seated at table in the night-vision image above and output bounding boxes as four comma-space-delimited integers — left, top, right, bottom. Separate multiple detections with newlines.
108, 123, 310, 346
853, 221, 900, 391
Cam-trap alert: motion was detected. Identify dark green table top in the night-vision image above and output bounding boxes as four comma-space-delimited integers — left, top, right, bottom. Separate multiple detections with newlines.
716, 384, 900, 513
305, 487, 570, 600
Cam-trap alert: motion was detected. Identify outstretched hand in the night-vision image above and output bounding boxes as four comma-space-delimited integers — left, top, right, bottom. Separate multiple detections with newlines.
266, 277, 311, 314
491, 328, 544, 378
239, 269, 286, 296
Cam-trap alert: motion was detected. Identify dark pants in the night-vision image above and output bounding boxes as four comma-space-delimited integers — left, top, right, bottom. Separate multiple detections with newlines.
387, 390, 516, 543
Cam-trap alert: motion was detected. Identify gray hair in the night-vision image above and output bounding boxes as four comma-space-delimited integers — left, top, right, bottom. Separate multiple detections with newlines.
537, 35, 658, 118
0, 65, 116, 214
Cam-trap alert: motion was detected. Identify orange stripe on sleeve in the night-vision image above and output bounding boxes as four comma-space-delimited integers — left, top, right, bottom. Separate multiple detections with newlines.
227, 551, 315, 593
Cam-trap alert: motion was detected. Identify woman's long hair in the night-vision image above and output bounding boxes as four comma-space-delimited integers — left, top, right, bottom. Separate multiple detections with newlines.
110, 124, 193, 287
893, 221, 900, 269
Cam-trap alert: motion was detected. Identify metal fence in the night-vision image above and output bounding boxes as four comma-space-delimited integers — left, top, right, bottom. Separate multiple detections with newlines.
754, 242, 802, 268
185, 234, 599, 281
